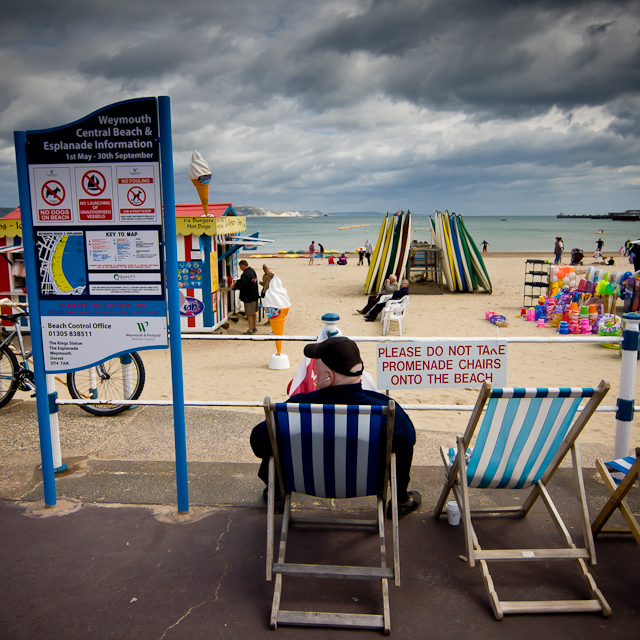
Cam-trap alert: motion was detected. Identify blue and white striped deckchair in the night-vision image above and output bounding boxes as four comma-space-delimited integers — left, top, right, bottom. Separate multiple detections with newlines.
592, 447, 640, 547
434, 380, 611, 620
262, 398, 399, 633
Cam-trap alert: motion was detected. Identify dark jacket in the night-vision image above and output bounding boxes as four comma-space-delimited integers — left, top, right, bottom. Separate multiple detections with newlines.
234, 267, 259, 303
250, 382, 416, 500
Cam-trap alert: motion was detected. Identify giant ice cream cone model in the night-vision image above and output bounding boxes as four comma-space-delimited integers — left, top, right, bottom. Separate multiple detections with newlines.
188, 150, 212, 215
262, 276, 291, 369
269, 308, 289, 355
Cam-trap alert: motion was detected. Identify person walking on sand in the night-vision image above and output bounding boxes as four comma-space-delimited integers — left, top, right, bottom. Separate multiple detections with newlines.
480, 239, 489, 252
364, 239, 373, 266
554, 237, 564, 264
308, 241, 315, 265
318, 242, 324, 263
596, 237, 604, 253
233, 260, 259, 334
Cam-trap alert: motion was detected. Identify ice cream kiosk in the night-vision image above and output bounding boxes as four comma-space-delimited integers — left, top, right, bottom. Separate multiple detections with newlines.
175, 202, 247, 332
0, 208, 28, 328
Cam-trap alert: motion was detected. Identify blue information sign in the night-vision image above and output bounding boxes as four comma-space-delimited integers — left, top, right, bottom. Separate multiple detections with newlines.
22, 97, 168, 372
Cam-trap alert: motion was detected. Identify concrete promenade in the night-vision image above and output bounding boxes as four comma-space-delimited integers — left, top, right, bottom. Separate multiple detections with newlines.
1, 400, 639, 639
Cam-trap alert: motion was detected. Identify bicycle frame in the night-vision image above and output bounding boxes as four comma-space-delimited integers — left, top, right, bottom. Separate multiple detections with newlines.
1, 312, 35, 392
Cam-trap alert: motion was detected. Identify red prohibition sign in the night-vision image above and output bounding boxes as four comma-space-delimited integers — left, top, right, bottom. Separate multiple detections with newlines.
81, 170, 107, 196
41, 180, 65, 205
127, 186, 146, 206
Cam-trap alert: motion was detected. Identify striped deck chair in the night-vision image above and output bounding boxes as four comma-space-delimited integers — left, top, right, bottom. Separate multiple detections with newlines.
263, 398, 399, 634
592, 447, 640, 546
434, 380, 611, 620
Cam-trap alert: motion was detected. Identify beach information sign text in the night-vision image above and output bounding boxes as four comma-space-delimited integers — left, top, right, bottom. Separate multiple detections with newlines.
376, 339, 507, 390
23, 98, 168, 372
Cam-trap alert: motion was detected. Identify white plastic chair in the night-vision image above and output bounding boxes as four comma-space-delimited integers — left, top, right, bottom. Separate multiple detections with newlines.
382, 296, 409, 336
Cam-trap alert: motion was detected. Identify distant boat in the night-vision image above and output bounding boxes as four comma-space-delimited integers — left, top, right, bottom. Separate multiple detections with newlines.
500, 218, 507, 221
596, 229, 605, 234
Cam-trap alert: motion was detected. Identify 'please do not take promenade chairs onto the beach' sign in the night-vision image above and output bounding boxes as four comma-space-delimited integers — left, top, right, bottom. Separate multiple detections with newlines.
434, 380, 611, 620
263, 398, 400, 634
592, 447, 640, 546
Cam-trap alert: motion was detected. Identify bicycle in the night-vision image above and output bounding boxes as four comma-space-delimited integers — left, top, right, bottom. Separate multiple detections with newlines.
0, 300, 145, 416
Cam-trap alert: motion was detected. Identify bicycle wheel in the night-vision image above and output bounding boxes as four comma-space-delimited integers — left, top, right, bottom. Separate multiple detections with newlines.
67, 352, 145, 416
0, 344, 20, 408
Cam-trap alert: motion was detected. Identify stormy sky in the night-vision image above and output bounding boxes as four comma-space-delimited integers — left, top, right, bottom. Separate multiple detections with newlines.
1, 0, 639, 215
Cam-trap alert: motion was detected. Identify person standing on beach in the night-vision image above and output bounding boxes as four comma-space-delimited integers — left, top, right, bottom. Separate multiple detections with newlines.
260, 263, 274, 297
554, 237, 564, 264
480, 240, 489, 252
308, 241, 315, 265
596, 237, 604, 252
364, 239, 373, 265
318, 242, 324, 263
233, 260, 259, 334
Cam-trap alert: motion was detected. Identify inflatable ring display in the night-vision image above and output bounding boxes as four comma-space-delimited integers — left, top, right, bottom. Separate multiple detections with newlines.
598, 314, 622, 340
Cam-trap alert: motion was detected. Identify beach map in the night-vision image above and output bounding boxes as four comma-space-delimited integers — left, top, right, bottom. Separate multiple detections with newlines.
37, 231, 87, 295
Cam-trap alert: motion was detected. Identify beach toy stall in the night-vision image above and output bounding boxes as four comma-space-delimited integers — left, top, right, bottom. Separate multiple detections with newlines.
0, 208, 27, 328
175, 202, 250, 332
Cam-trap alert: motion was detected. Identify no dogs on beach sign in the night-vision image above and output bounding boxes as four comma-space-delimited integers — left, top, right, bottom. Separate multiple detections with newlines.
376, 339, 508, 390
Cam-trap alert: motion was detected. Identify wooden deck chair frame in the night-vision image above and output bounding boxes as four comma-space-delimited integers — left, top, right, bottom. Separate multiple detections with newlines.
263, 398, 400, 634
434, 380, 611, 620
592, 447, 640, 546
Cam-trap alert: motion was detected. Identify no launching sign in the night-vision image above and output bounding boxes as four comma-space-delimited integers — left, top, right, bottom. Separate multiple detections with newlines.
376, 339, 507, 390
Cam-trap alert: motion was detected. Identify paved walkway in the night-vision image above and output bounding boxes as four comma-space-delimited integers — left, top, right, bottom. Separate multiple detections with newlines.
1, 401, 639, 638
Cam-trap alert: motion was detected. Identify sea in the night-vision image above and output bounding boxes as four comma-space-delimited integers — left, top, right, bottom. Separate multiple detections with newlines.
244, 214, 640, 257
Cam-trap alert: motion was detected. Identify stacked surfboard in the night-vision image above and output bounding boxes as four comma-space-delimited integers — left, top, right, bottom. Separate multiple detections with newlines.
364, 211, 412, 294
430, 211, 492, 293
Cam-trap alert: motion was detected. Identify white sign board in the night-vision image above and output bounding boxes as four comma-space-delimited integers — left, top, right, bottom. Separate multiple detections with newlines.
376, 340, 507, 390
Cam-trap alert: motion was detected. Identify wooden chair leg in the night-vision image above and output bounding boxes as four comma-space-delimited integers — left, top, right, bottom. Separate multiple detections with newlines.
570, 444, 597, 564
457, 435, 475, 567
266, 457, 275, 581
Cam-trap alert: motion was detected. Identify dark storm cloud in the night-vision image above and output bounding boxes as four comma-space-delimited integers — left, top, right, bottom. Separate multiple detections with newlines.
245, 0, 640, 117
0, 0, 639, 214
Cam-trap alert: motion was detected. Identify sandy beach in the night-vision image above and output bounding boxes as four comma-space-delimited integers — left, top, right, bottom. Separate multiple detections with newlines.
99, 251, 638, 442
3, 251, 638, 498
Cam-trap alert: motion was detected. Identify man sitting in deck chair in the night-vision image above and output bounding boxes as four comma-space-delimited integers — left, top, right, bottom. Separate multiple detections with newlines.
250, 336, 421, 518
434, 380, 612, 620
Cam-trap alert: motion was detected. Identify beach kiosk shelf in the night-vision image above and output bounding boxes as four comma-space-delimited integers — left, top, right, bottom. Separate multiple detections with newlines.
175, 203, 246, 332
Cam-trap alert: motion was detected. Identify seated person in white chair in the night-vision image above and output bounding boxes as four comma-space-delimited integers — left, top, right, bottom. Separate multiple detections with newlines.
250, 337, 421, 518
364, 279, 409, 322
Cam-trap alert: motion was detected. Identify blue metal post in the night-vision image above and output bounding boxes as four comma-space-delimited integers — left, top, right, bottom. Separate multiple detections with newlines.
158, 96, 189, 512
614, 312, 640, 458
13, 131, 57, 506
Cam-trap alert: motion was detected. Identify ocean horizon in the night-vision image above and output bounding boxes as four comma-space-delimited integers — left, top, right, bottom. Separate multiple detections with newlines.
244, 214, 640, 256
2, 206, 638, 256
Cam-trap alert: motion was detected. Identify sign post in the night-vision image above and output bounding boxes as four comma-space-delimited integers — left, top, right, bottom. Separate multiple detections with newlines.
15, 97, 188, 509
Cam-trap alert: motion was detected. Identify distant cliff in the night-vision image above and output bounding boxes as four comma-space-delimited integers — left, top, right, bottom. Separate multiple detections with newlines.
234, 206, 323, 217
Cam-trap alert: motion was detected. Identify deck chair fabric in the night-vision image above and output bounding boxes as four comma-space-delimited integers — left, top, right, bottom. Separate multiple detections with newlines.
592, 447, 640, 546
434, 380, 611, 620
263, 398, 399, 634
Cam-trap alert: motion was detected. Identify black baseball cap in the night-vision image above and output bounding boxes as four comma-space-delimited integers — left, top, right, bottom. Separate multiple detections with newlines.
304, 336, 364, 377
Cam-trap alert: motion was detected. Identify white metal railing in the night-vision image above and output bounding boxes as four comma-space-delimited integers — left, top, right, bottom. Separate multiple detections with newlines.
55, 333, 627, 414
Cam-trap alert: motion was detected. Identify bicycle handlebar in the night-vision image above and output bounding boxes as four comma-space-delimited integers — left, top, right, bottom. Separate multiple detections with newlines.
0, 298, 28, 309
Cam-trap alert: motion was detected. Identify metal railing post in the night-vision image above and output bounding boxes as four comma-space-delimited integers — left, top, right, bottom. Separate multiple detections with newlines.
614, 312, 640, 458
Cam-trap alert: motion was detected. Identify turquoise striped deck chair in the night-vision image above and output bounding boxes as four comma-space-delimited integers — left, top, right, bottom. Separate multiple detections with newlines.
434, 380, 611, 620
263, 398, 399, 634
592, 447, 640, 546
